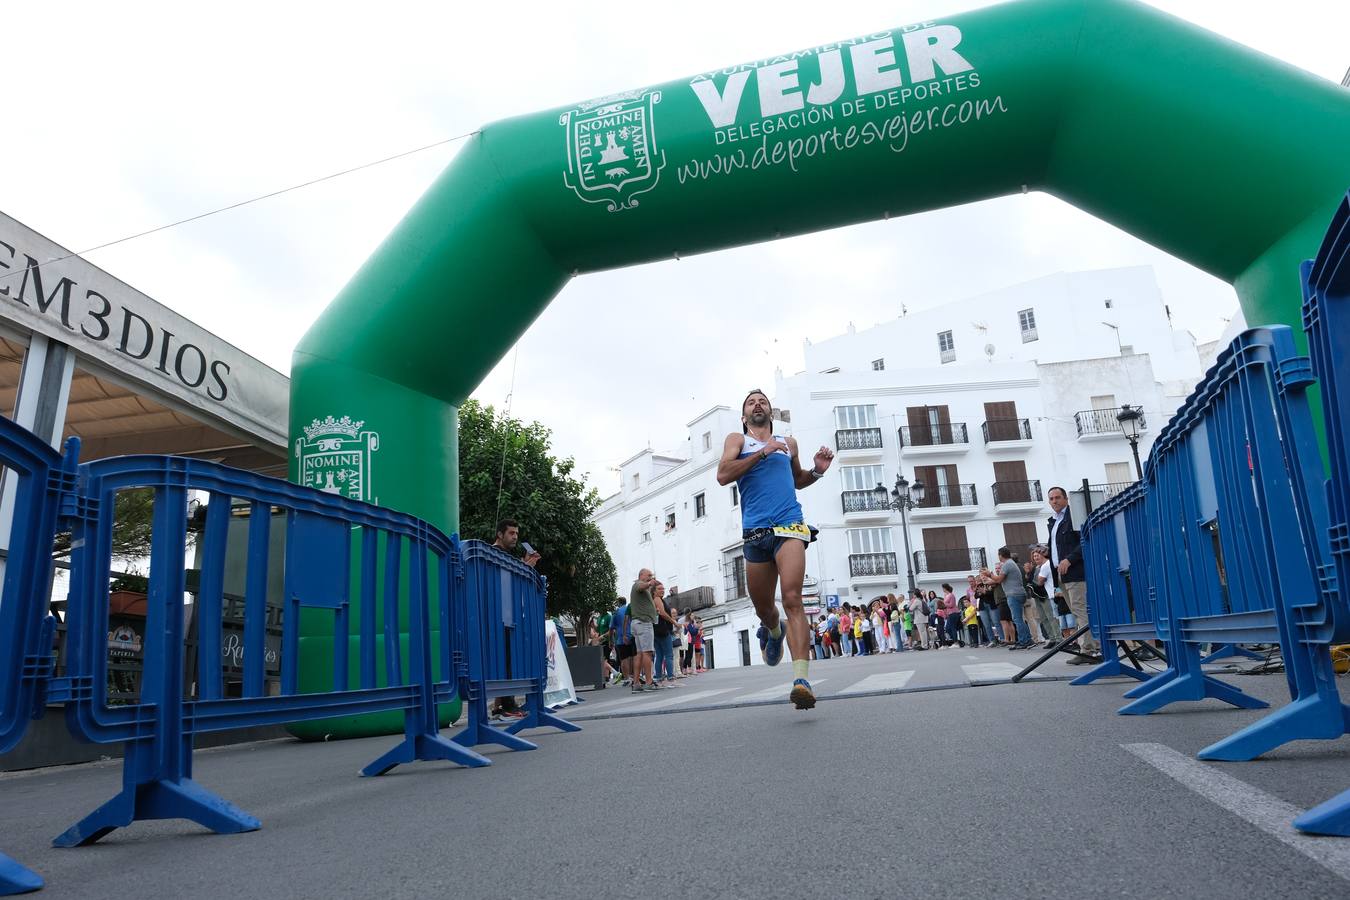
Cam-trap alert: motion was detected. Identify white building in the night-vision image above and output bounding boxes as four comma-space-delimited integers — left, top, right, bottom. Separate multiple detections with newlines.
593, 267, 1208, 669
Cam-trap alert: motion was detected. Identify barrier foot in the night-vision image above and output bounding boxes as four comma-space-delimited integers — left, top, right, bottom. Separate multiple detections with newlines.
0, 853, 42, 895
1118, 671, 1269, 716
504, 706, 582, 736
53, 777, 260, 848
1201, 644, 1265, 664
1294, 786, 1350, 837
1122, 667, 1177, 699
361, 732, 493, 777
1198, 696, 1350, 762
1069, 650, 1152, 686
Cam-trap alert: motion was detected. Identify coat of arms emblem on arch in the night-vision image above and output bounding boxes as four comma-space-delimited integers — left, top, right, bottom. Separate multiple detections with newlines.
560, 89, 665, 211
294, 415, 380, 503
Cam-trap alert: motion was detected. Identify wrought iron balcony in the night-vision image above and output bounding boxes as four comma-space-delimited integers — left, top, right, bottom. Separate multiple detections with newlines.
917, 483, 978, 509
1075, 408, 1147, 437
898, 422, 969, 448
991, 479, 1043, 505
1088, 481, 1136, 503
835, 427, 883, 451
913, 547, 988, 574
841, 489, 891, 514
982, 418, 1032, 443
667, 585, 716, 613
848, 552, 898, 578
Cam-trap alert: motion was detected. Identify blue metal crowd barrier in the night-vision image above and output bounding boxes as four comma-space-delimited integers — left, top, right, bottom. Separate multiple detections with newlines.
0, 426, 577, 891
0, 415, 69, 894
51, 451, 496, 847
1111, 325, 1342, 765
449, 540, 579, 753
1292, 193, 1350, 837
1075, 194, 1350, 836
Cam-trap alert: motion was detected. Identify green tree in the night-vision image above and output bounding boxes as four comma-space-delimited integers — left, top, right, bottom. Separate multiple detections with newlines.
457, 399, 616, 630
53, 487, 159, 565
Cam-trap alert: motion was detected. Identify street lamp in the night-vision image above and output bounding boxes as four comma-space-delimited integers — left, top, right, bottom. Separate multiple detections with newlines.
1116, 404, 1145, 479
875, 474, 925, 592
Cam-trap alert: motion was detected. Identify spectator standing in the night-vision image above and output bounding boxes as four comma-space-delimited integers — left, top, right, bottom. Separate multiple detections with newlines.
670, 606, 686, 677
888, 599, 904, 652
857, 609, 872, 655
971, 574, 1000, 646
961, 598, 979, 646
927, 603, 945, 649
941, 583, 965, 648
489, 518, 539, 718
628, 569, 661, 692
1047, 486, 1099, 662
986, 547, 1033, 650
652, 587, 679, 686
1029, 546, 1061, 649
909, 591, 931, 650
610, 598, 634, 685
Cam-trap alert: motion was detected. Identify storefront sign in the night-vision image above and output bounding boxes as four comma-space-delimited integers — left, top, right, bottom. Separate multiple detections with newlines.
0, 212, 288, 449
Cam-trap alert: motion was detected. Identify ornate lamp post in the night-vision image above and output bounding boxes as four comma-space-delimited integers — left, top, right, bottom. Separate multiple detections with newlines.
1116, 404, 1145, 479
875, 473, 925, 592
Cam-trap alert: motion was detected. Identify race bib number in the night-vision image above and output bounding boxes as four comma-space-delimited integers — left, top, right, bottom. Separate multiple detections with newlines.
772, 523, 810, 540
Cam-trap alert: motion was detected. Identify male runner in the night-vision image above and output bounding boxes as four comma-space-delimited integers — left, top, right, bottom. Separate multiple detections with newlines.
716, 389, 834, 709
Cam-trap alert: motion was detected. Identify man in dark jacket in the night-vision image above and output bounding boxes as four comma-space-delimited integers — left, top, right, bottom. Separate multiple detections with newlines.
1046, 486, 1099, 662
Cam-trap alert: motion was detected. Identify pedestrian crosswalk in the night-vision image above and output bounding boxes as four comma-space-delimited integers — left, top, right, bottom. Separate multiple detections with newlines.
734, 678, 829, 704
836, 670, 915, 694
593, 658, 1068, 717
960, 662, 1047, 684
621, 688, 733, 713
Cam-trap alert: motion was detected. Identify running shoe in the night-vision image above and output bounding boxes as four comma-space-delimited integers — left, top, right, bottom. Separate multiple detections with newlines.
758, 621, 786, 667
789, 678, 816, 710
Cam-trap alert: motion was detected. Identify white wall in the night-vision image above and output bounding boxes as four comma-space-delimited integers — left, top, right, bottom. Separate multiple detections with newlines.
802, 267, 1200, 385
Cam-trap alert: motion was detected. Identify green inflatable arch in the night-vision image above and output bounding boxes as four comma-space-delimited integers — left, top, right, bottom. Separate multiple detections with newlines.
287, 0, 1350, 735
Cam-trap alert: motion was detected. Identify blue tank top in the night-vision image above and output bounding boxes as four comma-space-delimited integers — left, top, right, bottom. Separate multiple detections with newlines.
738, 433, 804, 529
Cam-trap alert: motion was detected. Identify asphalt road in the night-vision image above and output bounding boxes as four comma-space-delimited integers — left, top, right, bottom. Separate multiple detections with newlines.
3, 653, 1348, 899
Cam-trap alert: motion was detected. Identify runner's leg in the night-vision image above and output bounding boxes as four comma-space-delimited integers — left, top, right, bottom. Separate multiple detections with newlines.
773, 539, 810, 662
747, 559, 781, 630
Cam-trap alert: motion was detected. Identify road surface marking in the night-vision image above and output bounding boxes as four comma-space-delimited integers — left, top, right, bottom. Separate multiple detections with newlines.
1123, 742, 1350, 882
961, 662, 1046, 683
836, 671, 915, 694
621, 689, 733, 712
735, 678, 828, 703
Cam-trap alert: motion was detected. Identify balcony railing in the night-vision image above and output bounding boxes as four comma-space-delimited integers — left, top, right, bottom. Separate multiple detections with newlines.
991, 479, 1043, 504
917, 483, 978, 509
841, 489, 891, 514
848, 552, 898, 578
899, 422, 969, 448
982, 418, 1032, 443
667, 585, 716, 613
1075, 408, 1147, 437
835, 427, 883, 451
913, 547, 988, 574
1088, 481, 1137, 503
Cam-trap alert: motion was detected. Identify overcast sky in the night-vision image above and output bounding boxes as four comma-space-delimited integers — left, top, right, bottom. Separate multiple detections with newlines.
6, 1, 1347, 497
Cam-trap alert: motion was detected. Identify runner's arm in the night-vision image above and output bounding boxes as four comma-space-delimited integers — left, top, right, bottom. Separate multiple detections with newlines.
788, 437, 828, 489
716, 433, 766, 485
